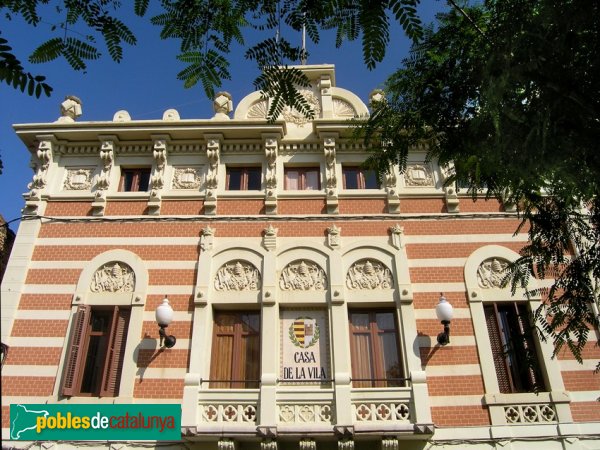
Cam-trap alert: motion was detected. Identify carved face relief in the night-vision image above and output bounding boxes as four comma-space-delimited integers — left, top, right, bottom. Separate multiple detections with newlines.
214, 260, 261, 291
90, 262, 135, 292
405, 164, 434, 187
63, 168, 93, 190
477, 258, 510, 288
280, 260, 327, 291
346, 259, 393, 290
173, 167, 202, 189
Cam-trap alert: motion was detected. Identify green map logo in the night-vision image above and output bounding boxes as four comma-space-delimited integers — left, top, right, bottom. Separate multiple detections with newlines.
9, 404, 181, 441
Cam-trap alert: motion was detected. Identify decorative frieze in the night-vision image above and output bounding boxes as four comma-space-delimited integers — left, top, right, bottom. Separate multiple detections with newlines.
278, 404, 333, 424
214, 261, 261, 291
280, 260, 327, 291
353, 403, 410, 422
346, 260, 393, 290
283, 90, 321, 126
90, 262, 135, 293
477, 258, 509, 289
333, 98, 356, 118
172, 167, 202, 190
504, 404, 556, 423
201, 404, 257, 423
63, 168, 94, 191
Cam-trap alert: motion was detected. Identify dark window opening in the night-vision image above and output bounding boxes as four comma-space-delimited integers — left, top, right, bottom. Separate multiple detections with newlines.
226, 167, 262, 190
120, 168, 151, 192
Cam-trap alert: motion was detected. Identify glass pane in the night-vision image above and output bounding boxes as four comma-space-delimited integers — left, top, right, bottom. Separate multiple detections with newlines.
376, 312, 395, 331
363, 169, 379, 189
351, 333, 374, 388
350, 313, 370, 330
380, 332, 403, 386
210, 335, 234, 388
246, 168, 262, 190
242, 333, 261, 388
138, 169, 151, 191
227, 169, 242, 190
304, 170, 320, 190
81, 335, 108, 394
343, 168, 359, 189
122, 171, 135, 191
214, 313, 236, 332
240, 313, 260, 333
286, 170, 299, 190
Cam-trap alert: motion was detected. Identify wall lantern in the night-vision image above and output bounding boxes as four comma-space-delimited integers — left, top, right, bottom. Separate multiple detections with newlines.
435, 293, 454, 346
155, 297, 176, 348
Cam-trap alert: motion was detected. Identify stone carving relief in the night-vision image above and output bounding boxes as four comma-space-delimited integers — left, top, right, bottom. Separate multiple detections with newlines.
90, 262, 135, 293
172, 167, 202, 189
354, 402, 410, 422
56, 95, 82, 123
94, 140, 114, 201
280, 260, 327, 291
202, 404, 257, 423
333, 98, 356, 118
327, 225, 341, 249
63, 168, 93, 190
263, 224, 277, 251
346, 259, 393, 290
200, 226, 215, 251
279, 404, 332, 424
214, 261, 261, 291
264, 138, 278, 192
205, 139, 220, 194
150, 140, 167, 200
247, 100, 268, 119
405, 164, 434, 187
477, 258, 510, 289
504, 404, 556, 424
282, 90, 321, 126
323, 137, 337, 197
28, 140, 53, 200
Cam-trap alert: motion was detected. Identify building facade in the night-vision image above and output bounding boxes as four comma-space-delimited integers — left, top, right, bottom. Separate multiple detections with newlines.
1, 65, 599, 449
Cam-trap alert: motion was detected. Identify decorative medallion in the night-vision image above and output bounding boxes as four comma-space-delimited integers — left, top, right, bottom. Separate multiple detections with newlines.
346, 259, 393, 290
173, 167, 202, 189
280, 260, 327, 291
282, 90, 321, 126
90, 262, 135, 293
214, 260, 261, 291
477, 258, 509, 288
405, 164, 434, 187
63, 168, 93, 190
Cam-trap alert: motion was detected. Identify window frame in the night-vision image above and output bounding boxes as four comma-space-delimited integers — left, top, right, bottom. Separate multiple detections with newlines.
342, 166, 380, 190
284, 167, 321, 191
226, 166, 262, 191
61, 305, 130, 397
348, 309, 405, 388
209, 311, 261, 389
119, 167, 151, 192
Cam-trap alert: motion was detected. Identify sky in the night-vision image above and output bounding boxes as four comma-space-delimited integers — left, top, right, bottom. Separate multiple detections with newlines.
0, 2, 445, 230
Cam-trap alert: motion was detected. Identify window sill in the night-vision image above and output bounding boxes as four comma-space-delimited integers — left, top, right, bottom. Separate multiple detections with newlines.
107, 192, 150, 200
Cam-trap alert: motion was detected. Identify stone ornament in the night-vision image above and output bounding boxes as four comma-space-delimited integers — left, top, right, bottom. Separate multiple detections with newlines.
477, 258, 510, 289
63, 168, 93, 190
162, 109, 180, 121
389, 224, 404, 249
369, 89, 386, 108
282, 90, 321, 126
90, 262, 135, 293
173, 167, 202, 189
323, 138, 337, 192
263, 224, 277, 251
354, 402, 410, 422
504, 404, 556, 424
150, 140, 167, 199
200, 226, 215, 251
299, 439, 317, 450
213, 92, 233, 119
280, 260, 327, 291
405, 164, 434, 187
215, 260, 261, 291
113, 110, 131, 122
56, 95, 82, 123
247, 100, 268, 119
333, 98, 356, 118
327, 225, 341, 248
28, 140, 53, 198
346, 259, 393, 290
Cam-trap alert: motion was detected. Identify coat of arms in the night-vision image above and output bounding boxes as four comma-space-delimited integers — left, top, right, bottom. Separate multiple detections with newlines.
289, 317, 320, 348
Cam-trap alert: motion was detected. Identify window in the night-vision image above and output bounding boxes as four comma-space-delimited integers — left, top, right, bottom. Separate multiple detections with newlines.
119, 168, 151, 192
210, 312, 260, 388
284, 167, 320, 190
226, 167, 262, 190
61, 305, 130, 397
484, 302, 546, 393
349, 311, 404, 388
342, 166, 379, 189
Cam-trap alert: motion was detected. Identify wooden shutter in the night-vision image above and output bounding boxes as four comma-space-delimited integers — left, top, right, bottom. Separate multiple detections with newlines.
484, 304, 512, 393
514, 303, 546, 391
99, 306, 131, 397
61, 305, 91, 396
